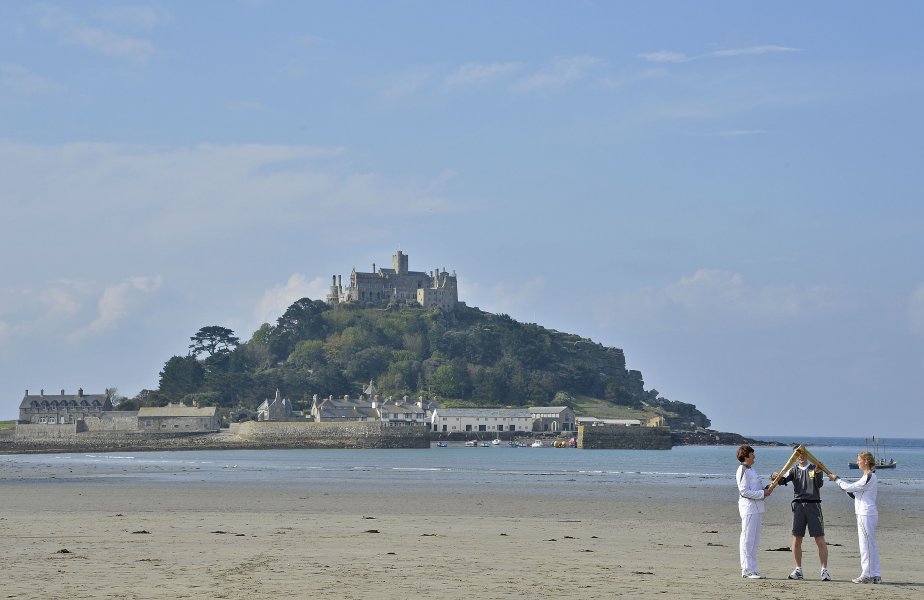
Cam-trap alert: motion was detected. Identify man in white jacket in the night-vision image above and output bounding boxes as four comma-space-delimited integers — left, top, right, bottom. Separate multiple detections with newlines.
736, 444, 772, 579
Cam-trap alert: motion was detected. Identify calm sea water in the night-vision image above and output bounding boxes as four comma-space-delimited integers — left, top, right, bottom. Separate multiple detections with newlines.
3, 437, 923, 497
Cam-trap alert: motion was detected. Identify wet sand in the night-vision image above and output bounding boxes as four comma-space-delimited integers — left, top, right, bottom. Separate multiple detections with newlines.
1, 476, 922, 599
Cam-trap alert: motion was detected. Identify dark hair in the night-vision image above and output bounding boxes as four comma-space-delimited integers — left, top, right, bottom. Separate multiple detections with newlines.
737, 444, 755, 463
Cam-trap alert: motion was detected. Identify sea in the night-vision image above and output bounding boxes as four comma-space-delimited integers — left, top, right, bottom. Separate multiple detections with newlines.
3, 436, 923, 500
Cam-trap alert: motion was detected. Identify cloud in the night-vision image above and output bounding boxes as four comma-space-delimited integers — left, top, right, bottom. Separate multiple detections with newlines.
638, 51, 688, 64
462, 277, 547, 318
254, 274, 330, 326
37, 5, 156, 62
444, 62, 520, 86
0, 63, 62, 95
511, 56, 602, 92
95, 5, 168, 30
1, 141, 462, 251
715, 129, 767, 137
372, 67, 434, 100
639, 45, 801, 64
70, 276, 163, 341
595, 269, 840, 332
909, 283, 924, 334
0, 277, 161, 346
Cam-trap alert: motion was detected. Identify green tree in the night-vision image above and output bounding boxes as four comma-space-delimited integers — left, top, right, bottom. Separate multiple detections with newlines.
431, 363, 466, 399
158, 355, 206, 400
270, 298, 330, 360
189, 326, 240, 358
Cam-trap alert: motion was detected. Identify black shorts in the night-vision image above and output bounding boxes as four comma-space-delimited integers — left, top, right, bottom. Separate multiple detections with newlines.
792, 502, 824, 538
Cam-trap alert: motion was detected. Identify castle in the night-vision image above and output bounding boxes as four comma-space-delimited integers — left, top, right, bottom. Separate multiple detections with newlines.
326, 251, 459, 311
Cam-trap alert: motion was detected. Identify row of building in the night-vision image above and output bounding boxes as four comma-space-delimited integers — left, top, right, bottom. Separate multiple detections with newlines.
19, 386, 663, 436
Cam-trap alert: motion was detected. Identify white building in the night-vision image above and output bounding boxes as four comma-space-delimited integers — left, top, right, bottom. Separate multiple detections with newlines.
430, 408, 533, 434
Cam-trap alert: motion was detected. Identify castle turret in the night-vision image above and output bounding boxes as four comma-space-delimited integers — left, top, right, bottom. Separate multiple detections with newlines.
393, 250, 408, 275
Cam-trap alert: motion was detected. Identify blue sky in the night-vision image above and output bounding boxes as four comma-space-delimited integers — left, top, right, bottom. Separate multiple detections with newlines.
2, 2, 923, 437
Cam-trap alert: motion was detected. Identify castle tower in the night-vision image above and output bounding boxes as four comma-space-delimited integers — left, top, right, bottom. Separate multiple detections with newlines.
392, 251, 408, 275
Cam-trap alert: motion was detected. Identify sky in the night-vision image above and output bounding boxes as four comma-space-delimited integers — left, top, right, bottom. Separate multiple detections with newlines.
2, 1, 923, 438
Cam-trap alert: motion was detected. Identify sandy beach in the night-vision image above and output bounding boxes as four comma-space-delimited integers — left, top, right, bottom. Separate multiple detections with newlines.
2, 471, 921, 600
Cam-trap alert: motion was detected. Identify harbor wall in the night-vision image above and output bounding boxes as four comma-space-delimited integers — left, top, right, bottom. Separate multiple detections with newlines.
577, 425, 672, 450
3, 422, 430, 453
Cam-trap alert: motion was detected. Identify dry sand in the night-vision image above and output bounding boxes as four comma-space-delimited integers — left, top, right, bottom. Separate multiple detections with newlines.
1, 477, 921, 599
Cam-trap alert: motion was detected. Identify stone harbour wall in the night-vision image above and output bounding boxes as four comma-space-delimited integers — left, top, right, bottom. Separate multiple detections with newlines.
2, 421, 430, 454
577, 425, 672, 450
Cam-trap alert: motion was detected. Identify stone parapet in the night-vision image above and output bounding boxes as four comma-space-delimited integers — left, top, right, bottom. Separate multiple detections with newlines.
577, 425, 672, 450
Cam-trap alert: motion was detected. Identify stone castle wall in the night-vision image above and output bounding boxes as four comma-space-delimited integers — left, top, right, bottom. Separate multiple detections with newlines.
577, 425, 672, 450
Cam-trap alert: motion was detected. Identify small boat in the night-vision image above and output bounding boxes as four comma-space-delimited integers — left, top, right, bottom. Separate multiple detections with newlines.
849, 458, 897, 469
508, 442, 519, 448
481, 442, 490, 447
848, 436, 897, 469
464, 440, 477, 447
436, 441, 448, 448
530, 440, 543, 448
491, 438, 502, 446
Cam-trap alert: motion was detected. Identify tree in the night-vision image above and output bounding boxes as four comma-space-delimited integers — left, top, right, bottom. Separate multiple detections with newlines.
158, 355, 206, 400
189, 326, 240, 358
431, 363, 467, 399
270, 298, 330, 360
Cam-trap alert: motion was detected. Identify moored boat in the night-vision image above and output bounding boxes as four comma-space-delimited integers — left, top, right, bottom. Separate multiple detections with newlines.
848, 436, 897, 469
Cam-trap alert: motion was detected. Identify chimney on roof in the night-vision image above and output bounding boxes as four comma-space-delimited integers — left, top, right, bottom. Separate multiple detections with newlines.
78, 388, 84, 398
25, 389, 28, 396
61, 389, 65, 395
41, 389, 44, 396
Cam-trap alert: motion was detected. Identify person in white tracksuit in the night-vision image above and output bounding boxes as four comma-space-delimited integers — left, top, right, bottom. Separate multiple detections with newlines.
736, 444, 773, 578
829, 451, 880, 584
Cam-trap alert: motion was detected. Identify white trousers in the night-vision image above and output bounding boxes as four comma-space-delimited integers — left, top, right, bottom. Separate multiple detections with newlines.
739, 512, 763, 574
856, 514, 880, 577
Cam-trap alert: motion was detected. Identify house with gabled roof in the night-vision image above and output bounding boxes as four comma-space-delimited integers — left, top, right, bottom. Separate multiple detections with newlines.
19, 388, 111, 424
310, 395, 379, 422
257, 389, 297, 421
528, 406, 576, 432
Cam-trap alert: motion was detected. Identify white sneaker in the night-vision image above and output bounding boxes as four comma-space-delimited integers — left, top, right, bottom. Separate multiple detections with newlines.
872, 576, 881, 584
821, 568, 831, 581
788, 568, 803, 580
743, 572, 764, 579
852, 575, 873, 584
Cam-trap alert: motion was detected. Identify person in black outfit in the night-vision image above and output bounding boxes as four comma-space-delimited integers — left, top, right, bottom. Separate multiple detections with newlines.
772, 453, 831, 581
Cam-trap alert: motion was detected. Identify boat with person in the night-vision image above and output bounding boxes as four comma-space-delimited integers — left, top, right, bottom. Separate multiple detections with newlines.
848, 436, 897, 469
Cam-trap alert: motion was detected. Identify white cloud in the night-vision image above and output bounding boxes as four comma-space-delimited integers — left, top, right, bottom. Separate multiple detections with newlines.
444, 62, 520, 86
716, 129, 767, 137
37, 5, 155, 63
639, 45, 801, 64
909, 283, 924, 333
373, 67, 434, 100
0, 141, 461, 251
0, 63, 62, 95
95, 5, 167, 30
462, 277, 547, 318
595, 269, 840, 332
70, 276, 163, 341
254, 274, 330, 326
638, 51, 688, 64
511, 56, 602, 92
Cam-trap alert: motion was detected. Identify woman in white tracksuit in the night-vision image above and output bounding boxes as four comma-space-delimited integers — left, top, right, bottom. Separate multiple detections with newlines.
736, 444, 772, 578
829, 451, 880, 584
